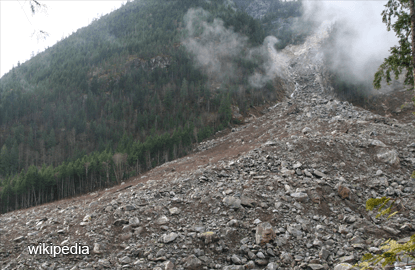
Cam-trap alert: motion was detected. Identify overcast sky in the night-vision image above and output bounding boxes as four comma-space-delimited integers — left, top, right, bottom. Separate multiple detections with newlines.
0, 0, 127, 78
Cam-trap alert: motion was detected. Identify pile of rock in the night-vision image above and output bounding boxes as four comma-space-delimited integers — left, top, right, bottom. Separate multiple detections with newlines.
1, 20, 415, 270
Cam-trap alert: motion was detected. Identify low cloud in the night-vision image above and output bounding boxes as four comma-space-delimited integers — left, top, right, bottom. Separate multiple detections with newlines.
182, 8, 287, 88
303, 1, 399, 87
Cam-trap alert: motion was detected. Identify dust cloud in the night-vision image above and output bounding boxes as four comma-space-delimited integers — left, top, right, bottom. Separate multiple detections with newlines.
182, 8, 287, 88
303, 1, 399, 90
182, 2, 399, 92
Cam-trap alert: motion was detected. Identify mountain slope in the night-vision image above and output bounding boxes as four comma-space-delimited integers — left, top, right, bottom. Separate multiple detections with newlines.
0, 0, 308, 213
1, 30, 415, 269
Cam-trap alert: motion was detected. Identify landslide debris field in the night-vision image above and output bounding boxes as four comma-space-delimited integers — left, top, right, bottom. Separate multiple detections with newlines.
1, 30, 415, 270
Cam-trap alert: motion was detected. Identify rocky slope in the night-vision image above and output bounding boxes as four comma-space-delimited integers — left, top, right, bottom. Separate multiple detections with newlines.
1, 28, 415, 270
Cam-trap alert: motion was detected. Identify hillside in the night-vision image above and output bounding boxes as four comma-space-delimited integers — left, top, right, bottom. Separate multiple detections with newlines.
1, 26, 415, 269
0, 0, 309, 213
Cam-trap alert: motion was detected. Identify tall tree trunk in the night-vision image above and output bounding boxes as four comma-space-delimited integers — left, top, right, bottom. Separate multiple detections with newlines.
136, 159, 139, 175
410, 0, 415, 90
33, 186, 37, 206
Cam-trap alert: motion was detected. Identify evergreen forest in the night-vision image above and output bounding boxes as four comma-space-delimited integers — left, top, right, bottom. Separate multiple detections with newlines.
0, 0, 309, 213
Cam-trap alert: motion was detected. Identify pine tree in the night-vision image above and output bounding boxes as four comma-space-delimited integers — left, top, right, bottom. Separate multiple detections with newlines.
180, 78, 188, 100
0, 145, 9, 176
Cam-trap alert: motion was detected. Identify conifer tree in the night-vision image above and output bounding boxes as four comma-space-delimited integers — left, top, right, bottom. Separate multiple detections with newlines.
180, 78, 188, 100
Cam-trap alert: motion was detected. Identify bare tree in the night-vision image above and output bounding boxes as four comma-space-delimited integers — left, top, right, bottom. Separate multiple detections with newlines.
112, 153, 127, 184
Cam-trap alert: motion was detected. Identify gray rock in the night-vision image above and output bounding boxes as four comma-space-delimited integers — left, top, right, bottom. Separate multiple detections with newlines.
120, 232, 132, 241
255, 259, 269, 265
231, 254, 242, 264
287, 224, 303, 237
339, 225, 348, 234
13, 236, 25, 242
223, 196, 242, 209
290, 192, 308, 202
370, 139, 387, 147
93, 243, 103, 254
245, 261, 255, 269
280, 252, 293, 264
223, 266, 245, 270
256, 222, 276, 245
122, 224, 132, 232
256, 251, 266, 259
313, 170, 326, 178
123, 204, 136, 211
319, 247, 330, 261
377, 148, 400, 165
88, 201, 98, 208
308, 264, 324, 270
201, 231, 218, 244
184, 254, 202, 269
227, 219, 239, 227
163, 261, 174, 270
113, 219, 128, 226
134, 226, 143, 235
302, 127, 312, 134
333, 263, 353, 270
339, 254, 355, 263
313, 239, 323, 246
382, 226, 400, 235
156, 216, 170, 225
119, 256, 132, 264
156, 249, 166, 257
129, 217, 140, 227
98, 259, 111, 268
162, 232, 178, 243
169, 207, 181, 215
240, 195, 256, 207
266, 262, 279, 270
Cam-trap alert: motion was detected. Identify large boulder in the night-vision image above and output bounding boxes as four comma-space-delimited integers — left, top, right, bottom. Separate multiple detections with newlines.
255, 222, 276, 245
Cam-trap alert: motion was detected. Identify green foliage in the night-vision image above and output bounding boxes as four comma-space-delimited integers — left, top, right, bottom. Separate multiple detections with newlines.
358, 2, 415, 265
365, 197, 398, 219
0, 0, 305, 213
357, 235, 415, 270
218, 93, 232, 125
356, 195, 415, 269
181, 78, 189, 100
373, 0, 414, 90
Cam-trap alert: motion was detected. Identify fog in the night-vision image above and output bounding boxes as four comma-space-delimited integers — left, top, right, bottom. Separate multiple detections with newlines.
302, 0, 399, 87
183, 1, 400, 93
182, 8, 248, 83
182, 8, 288, 88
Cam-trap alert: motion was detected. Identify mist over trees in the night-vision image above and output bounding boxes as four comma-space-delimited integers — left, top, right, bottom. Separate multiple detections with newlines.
0, 0, 307, 213
322, 22, 374, 103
